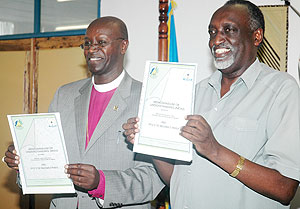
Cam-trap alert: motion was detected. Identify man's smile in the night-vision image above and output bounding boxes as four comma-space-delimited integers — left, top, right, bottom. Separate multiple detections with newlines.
89, 57, 103, 61
213, 45, 232, 59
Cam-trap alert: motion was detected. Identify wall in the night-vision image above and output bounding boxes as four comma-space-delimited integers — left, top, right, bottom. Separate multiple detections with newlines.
0, 51, 28, 209
38, 47, 88, 113
101, 0, 300, 84
288, 0, 300, 84
101, 0, 159, 81
0, 48, 87, 209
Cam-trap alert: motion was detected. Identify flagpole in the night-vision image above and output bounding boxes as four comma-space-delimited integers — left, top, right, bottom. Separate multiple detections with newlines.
158, 0, 169, 61
284, 0, 300, 17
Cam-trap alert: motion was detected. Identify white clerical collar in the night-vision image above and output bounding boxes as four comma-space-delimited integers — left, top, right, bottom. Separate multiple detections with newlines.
92, 70, 125, 92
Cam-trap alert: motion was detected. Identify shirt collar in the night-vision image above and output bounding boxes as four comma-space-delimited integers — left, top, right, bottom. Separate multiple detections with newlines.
208, 58, 261, 90
92, 70, 125, 92
208, 69, 222, 90
239, 58, 261, 90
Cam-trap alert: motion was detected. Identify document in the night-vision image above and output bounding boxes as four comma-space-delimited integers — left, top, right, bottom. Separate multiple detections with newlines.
7, 113, 75, 194
134, 61, 197, 161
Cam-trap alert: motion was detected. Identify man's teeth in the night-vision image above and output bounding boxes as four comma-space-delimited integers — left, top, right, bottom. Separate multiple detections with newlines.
215, 48, 230, 54
90, 57, 102, 61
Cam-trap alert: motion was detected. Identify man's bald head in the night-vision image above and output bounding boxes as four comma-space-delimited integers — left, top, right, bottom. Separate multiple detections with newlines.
88, 16, 128, 40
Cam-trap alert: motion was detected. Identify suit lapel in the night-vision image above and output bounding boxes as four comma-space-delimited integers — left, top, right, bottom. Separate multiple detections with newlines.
74, 79, 93, 157
85, 72, 132, 153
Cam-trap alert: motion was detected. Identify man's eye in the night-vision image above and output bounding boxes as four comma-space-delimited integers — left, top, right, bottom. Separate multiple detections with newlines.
98, 40, 107, 47
84, 42, 91, 46
208, 29, 217, 37
225, 28, 232, 32
208, 30, 215, 35
225, 27, 236, 34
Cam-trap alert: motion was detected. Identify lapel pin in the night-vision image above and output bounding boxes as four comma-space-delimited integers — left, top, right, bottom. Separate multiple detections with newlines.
113, 105, 119, 111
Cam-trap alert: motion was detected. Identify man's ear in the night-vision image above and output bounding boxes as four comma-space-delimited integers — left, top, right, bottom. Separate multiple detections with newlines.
121, 40, 129, 55
253, 28, 263, 47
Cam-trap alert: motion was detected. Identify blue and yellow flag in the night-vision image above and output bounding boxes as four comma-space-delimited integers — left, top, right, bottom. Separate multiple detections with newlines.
167, 0, 178, 62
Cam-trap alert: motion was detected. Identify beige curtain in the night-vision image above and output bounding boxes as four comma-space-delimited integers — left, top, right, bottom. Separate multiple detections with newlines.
258, 6, 288, 72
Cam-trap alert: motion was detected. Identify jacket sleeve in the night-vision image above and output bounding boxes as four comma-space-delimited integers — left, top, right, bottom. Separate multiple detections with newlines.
102, 153, 165, 208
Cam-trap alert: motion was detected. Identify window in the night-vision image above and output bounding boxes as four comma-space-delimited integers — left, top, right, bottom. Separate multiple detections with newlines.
41, 0, 97, 32
0, 0, 100, 39
0, 0, 34, 35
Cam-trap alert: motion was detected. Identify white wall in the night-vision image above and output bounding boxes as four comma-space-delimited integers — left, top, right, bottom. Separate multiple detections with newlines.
101, 1, 159, 81
101, 0, 300, 85
288, 0, 300, 84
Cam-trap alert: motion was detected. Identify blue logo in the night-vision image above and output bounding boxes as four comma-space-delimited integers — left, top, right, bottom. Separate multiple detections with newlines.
14, 119, 23, 129
150, 66, 158, 78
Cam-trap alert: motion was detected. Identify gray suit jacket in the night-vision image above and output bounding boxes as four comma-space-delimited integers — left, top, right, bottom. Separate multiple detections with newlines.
48, 72, 164, 209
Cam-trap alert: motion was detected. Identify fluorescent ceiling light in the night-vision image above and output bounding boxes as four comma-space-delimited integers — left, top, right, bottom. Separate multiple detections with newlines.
55, 24, 88, 31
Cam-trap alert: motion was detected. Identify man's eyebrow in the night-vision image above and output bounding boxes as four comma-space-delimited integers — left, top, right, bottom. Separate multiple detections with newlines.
222, 22, 237, 27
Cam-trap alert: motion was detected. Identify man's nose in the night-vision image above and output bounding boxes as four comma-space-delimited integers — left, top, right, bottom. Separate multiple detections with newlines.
88, 44, 101, 52
213, 31, 225, 46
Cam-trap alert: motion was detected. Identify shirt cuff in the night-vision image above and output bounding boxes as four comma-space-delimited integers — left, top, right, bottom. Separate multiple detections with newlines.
88, 170, 105, 200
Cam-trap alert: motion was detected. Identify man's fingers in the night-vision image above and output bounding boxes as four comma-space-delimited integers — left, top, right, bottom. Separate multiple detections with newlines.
65, 164, 81, 169
71, 177, 92, 189
7, 163, 19, 170
65, 164, 99, 190
127, 117, 139, 124
123, 127, 139, 137
122, 119, 139, 145
122, 119, 139, 131
122, 117, 139, 127
185, 115, 210, 129
122, 117, 140, 144
65, 164, 96, 175
68, 174, 85, 187
65, 164, 86, 174
180, 129, 201, 142
185, 115, 204, 121
5, 150, 19, 160
8, 145, 16, 153
181, 124, 201, 138
66, 167, 83, 176
124, 129, 139, 145
5, 144, 19, 160
4, 157, 19, 165
4, 149, 20, 167
4, 155, 20, 170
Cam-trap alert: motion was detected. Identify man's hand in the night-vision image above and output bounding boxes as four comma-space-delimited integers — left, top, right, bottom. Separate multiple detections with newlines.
65, 164, 100, 190
180, 115, 220, 158
4, 144, 20, 171
122, 117, 139, 144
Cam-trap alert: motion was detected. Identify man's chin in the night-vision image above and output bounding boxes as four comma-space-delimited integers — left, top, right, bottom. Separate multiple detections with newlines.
88, 65, 105, 75
214, 57, 234, 70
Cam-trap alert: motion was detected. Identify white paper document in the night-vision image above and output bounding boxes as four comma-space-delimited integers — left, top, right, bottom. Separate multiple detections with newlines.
7, 113, 75, 194
134, 61, 197, 161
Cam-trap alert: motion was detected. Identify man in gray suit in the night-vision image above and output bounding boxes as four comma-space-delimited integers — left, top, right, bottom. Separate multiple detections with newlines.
3, 16, 164, 209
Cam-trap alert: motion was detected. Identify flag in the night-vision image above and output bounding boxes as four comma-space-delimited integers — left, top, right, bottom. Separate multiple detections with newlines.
167, 0, 178, 62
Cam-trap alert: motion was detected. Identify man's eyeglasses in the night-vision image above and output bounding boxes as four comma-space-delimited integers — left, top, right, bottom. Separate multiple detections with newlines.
80, 38, 125, 50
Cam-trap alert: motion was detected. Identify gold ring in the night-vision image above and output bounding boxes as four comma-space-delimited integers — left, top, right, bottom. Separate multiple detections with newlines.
2, 156, 5, 163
